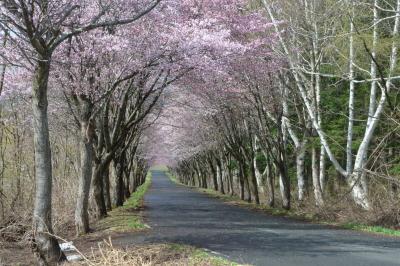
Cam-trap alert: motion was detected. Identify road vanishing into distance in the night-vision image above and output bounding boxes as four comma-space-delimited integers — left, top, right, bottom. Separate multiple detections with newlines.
122, 170, 400, 266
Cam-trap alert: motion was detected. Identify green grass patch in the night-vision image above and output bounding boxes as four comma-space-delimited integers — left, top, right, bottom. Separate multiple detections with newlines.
164, 170, 177, 182
343, 223, 400, 237
95, 172, 152, 232
190, 249, 241, 266
121, 173, 152, 210
167, 243, 245, 266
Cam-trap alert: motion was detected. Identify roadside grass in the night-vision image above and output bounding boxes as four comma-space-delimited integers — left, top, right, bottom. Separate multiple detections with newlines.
94, 172, 152, 232
169, 243, 244, 266
73, 240, 246, 266
165, 170, 400, 238
343, 223, 400, 237
165, 170, 178, 184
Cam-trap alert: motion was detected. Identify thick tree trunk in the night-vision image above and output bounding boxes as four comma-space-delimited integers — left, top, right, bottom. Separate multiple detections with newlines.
280, 118, 290, 210
240, 162, 251, 202
130, 165, 137, 192
208, 159, 218, 191
194, 168, 200, 187
225, 159, 232, 195
279, 172, 290, 210
296, 141, 307, 201
113, 157, 125, 207
277, 160, 290, 210
319, 147, 326, 191
196, 173, 201, 188
92, 161, 108, 218
245, 176, 252, 202
239, 163, 245, 200
266, 160, 274, 207
229, 168, 234, 196
75, 116, 94, 235
124, 171, 131, 199
103, 165, 112, 211
254, 157, 264, 194
202, 170, 208, 189
253, 136, 264, 195
216, 161, 225, 194
232, 171, 237, 196
191, 173, 195, 187
226, 168, 231, 194
31, 59, 65, 264
250, 157, 260, 204
348, 170, 369, 209
312, 147, 324, 206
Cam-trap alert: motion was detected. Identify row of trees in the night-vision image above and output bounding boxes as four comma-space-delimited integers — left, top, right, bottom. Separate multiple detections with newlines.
166, 0, 400, 217
0, 0, 165, 263
0, 0, 272, 264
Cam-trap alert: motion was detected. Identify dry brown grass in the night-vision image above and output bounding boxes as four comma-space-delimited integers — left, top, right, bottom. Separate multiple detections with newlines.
70, 239, 239, 266
0, 176, 79, 248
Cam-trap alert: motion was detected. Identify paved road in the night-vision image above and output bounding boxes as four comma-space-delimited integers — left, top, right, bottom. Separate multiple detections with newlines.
122, 170, 400, 266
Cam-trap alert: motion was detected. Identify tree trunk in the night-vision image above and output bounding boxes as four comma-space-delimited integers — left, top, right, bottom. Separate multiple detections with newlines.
312, 147, 324, 206
216, 161, 225, 194
226, 160, 232, 195
75, 115, 94, 235
278, 166, 290, 210
208, 159, 218, 191
229, 169, 235, 196
245, 175, 252, 202
194, 166, 200, 187
103, 165, 112, 211
92, 161, 108, 218
241, 162, 251, 202
239, 163, 245, 200
319, 146, 326, 191
250, 157, 260, 204
113, 157, 125, 207
348, 171, 369, 209
280, 117, 290, 210
296, 141, 307, 201
346, 3, 355, 175
266, 160, 275, 207
254, 156, 264, 194
124, 170, 130, 199
226, 170, 231, 194
202, 170, 208, 189
130, 166, 137, 192
31, 59, 65, 264
191, 172, 195, 187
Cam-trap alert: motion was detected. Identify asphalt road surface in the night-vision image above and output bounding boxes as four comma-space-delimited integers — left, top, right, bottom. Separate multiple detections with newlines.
123, 170, 400, 266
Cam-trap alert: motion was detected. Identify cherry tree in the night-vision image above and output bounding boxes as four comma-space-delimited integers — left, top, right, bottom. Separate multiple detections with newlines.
0, 0, 160, 263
